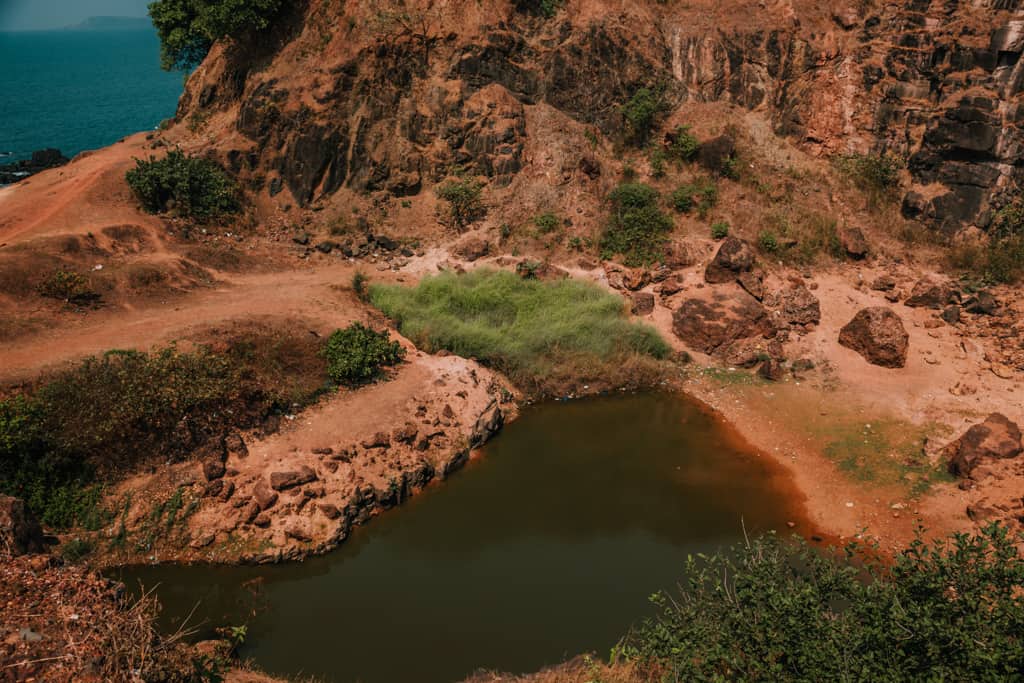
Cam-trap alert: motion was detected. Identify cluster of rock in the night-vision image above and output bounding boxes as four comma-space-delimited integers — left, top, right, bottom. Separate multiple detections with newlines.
0, 148, 68, 185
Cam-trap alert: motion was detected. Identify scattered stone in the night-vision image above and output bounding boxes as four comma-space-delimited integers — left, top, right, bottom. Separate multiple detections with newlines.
758, 358, 786, 381
871, 275, 896, 291
832, 6, 860, 29
966, 504, 998, 522
837, 226, 868, 259
963, 291, 999, 315
241, 501, 260, 525
202, 459, 226, 482
941, 305, 961, 324
453, 235, 490, 261
190, 533, 215, 549
838, 307, 909, 368
470, 401, 504, 448
704, 237, 755, 284
923, 319, 944, 330
791, 358, 815, 374
622, 268, 650, 291
224, 432, 248, 459
315, 241, 337, 254
949, 381, 978, 396
946, 413, 1023, 478
776, 282, 821, 326
361, 432, 391, 449
292, 232, 311, 246
904, 278, 959, 309
393, 422, 419, 444
737, 269, 765, 301
442, 404, 456, 420
630, 291, 655, 315
203, 480, 225, 498
253, 512, 272, 528
312, 447, 333, 455
253, 480, 279, 510
658, 274, 685, 298
285, 526, 312, 543
319, 503, 342, 520
270, 466, 318, 491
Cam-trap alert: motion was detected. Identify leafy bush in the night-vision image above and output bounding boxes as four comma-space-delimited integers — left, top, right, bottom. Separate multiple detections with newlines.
670, 179, 717, 216
149, 0, 284, 71
533, 212, 561, 235
601, 183, 674, 266
837, 153, 902, 203
322, 323, 405, 387
620, 88, 665, 146
648, 148, 667, 178
667, 125, 699, 162
758, 229, 779, 253
515, 0, 563, 17
37, 269, 101, 306
369, 270, 670, 394
623, 523, 1024, 681
711, 221, 730, 240
126, 151, 240, 221
351, 271, 369, 301
436, 179, 485, 230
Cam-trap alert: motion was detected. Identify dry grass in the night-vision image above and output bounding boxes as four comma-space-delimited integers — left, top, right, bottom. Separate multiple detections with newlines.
465, 656, 647, 683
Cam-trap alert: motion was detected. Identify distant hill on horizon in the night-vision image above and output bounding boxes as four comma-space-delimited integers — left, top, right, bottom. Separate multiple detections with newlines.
63, 16, 152, 32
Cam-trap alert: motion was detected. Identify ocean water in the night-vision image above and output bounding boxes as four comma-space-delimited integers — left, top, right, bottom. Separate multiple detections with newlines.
0, 29, 183, 163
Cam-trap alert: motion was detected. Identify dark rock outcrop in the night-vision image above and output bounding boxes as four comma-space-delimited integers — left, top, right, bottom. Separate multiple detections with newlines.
838, 307, 909, 368
0, 149, 69, 184
270, 466, 318, 491
904, 278, 959, 309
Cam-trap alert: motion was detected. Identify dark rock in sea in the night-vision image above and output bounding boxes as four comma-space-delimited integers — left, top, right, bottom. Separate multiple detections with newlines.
0, 148, 69, 184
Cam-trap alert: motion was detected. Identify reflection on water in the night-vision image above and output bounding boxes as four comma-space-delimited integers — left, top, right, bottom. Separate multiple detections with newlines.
116, 393, 804, 683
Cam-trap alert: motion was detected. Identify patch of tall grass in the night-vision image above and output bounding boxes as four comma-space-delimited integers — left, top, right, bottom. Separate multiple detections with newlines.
369, 270, 670, 394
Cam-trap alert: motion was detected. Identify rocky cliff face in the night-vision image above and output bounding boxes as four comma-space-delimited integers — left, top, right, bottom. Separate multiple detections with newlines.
175, 0, 1024, 232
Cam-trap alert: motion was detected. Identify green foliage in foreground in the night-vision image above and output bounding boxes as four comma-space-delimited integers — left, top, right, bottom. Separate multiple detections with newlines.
322, 323, 406, 387
149, 0, 284, 71
602, 183, 674, 266
126, 151, 240, 221
622, 523, 1024, 681
369, 270, 670, 393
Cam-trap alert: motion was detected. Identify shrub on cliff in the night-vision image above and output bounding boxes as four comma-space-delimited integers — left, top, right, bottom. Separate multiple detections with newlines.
322, 323, 405, 387
601, 183, 674, 266
621, 87, 666, 146
149, 0, 284, 71
126, 151, 239, 221
622, 523, 1024, 681
436, 179, 485, 231
369, 270, 670, 395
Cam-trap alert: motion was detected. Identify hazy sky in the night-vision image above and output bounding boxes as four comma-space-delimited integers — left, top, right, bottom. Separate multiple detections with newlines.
0, 0, 151, 31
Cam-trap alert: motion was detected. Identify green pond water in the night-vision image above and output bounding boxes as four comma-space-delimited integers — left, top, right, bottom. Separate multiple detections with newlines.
115, 393, 804, 683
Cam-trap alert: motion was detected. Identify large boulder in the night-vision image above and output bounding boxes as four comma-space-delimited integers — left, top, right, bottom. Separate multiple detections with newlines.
672, 292, 773, 354
838, 307, 909, 368
837, 226, 869, 259
704, 237, 755, 284
946, 413, 1023, 478
0, 496, 44, 555
453, 235, 490, 262
904, 278, 959, 309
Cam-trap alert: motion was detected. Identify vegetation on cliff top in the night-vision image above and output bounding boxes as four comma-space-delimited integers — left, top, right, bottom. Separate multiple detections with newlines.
369, 270, 670, 394
149, 0, 284, 71
621, 523, 1024, 681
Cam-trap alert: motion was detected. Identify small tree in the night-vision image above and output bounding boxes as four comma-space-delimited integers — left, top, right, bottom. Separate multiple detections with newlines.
436, 179, 485, 231
149, 0, 284, 71
667, 124, 699, 162
621, 87, 665, 146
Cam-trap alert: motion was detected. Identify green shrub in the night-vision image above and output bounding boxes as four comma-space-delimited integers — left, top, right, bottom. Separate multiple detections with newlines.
322, 323, 405, 387
37, 269, 101, 306
648, 148, 667, 178
351, 271, 369, 301
711, 221, 730, 240
533, 212, 561, 235
623, 523, 1024, 682
149, 0, 284, 71
436, 179, 485, 230
126, 151, 240, 220
758, 229, 780, 253
61, 537, 94, 563
369, 270, 669, 394
0, 339, 325, 528
837, 153, 902, 203
620, 87, 665, 146
516, 0, 562, 17
668, 125, 699, 162
601, 183, 674, 266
